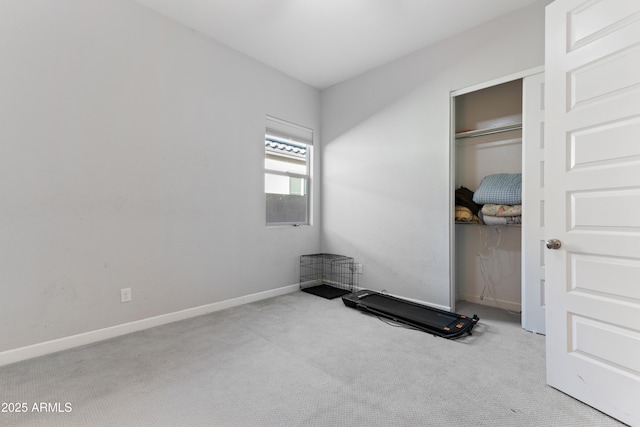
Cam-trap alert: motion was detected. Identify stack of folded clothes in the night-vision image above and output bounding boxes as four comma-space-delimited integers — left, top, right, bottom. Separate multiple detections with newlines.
455, 186, 483, 224
472, 173, 522, 225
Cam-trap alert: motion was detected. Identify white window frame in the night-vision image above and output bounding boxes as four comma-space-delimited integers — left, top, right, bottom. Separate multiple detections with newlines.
265, 116, 313, 226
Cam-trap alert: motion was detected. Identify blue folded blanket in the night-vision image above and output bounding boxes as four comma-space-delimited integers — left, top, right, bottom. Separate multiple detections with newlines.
473, 173, 522, 205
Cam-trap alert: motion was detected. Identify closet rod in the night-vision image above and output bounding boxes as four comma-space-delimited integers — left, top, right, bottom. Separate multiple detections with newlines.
455, 123, 522, 139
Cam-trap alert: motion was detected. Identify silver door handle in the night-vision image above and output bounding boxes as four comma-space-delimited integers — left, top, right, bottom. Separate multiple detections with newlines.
546, 239, 562, 250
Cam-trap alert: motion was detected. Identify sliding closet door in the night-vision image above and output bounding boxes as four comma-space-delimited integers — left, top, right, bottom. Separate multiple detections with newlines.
521, 72, 545, 334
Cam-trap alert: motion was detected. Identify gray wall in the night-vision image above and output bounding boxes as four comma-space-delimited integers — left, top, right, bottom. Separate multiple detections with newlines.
0, 0, 321, 352
320, 1, 551, 308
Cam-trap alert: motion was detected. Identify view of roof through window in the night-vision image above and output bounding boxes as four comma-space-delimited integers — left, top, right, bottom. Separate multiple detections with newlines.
265, 136, 308, 158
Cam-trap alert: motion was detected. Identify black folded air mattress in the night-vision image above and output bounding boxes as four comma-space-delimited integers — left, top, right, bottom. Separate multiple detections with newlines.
342, 289, 479, 339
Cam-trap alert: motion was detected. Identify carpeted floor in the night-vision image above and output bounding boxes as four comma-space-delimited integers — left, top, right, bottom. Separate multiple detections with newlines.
0, 291, 624, 426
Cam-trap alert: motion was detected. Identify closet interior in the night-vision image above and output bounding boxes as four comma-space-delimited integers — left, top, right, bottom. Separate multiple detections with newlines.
453, 79, 524, 315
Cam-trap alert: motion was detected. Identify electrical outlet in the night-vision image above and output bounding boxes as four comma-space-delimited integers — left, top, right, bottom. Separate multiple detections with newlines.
120, 288, 132, 303
357, 263, 363, 274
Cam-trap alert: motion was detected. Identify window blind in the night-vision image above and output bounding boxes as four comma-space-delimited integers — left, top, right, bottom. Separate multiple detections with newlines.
265, 115, 313, 145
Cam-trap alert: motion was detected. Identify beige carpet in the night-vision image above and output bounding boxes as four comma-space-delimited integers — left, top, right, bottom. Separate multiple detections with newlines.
0, 291, 624, 426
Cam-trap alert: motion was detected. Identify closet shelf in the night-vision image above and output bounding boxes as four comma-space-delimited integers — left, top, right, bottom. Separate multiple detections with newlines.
455, 123, 522, 139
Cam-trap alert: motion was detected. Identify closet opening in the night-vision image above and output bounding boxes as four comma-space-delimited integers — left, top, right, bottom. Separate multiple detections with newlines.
449, 69, 545, 334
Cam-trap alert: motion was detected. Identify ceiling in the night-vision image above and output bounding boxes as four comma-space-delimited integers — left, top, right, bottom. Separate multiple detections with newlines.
132, 0, 541, 89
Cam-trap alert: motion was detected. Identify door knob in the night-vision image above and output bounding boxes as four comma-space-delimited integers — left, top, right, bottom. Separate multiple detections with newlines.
546, 239, 562, 250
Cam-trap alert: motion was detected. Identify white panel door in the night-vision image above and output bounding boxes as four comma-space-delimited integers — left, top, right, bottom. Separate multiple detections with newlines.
522, 72, 546, 334
545, 0, 640, 425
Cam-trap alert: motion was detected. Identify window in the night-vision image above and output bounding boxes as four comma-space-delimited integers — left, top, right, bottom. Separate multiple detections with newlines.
265, 116, 313, 226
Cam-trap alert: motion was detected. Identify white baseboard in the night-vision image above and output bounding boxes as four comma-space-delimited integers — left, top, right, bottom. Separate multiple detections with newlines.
0, 284, 300, 367
353, 286, 451, 312
457, 293, 521, 312
397, 294, 451, 312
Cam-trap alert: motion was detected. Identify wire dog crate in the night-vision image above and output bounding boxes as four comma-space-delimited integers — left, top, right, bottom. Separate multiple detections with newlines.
300, 253, 359, 299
